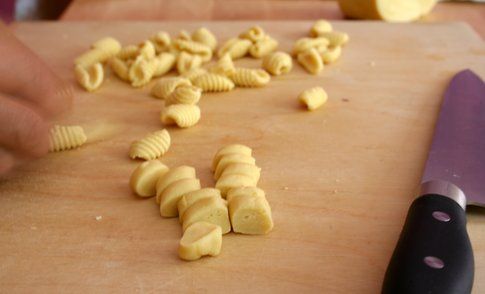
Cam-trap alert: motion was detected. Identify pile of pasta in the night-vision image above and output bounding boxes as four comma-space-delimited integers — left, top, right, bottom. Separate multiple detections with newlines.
129, 143, 273, 261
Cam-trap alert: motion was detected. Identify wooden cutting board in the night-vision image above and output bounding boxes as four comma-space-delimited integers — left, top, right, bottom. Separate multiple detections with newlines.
1, 21, 484, 293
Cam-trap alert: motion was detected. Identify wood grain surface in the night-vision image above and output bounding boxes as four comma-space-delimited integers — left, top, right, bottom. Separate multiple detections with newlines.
1, 21, 485, 293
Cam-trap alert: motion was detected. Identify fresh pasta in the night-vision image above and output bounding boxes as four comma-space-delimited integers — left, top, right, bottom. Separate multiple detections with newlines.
226, 186, 265, 204
173, 39, 212, 63
109, 57, 130, 81
181, 196, 231, 234
130, 160, 169, 197
321, 46, 342, 64
129, 129, 171, 160
181, 68, 208, 83
176, 52, 203, 74
159, 178, 201, 217
129, 56, 159, 87
74, 63, 104, 92
151, 77, 192, 99
161, 104, 201, 128
75, 37, 121, 67
297, 48, 324, 75
191, 27, 217, 51
138, 40, 156, 59
249, 36, 278, 58
228, 191, 273, 235
193, 73, 235, 92
178, 188, 222, 222
48, 125, 87, 152
239, 26, 266, 42
153, 52, 176, 77
262, 51, 292, 76
217, 38, 252, 59
116, 45, 139, 60
150, 31, 171, 53
231, 68, 271, 87
219, 163, 261, 183
215, 173, 258, 196
165, 85, 202, 106
209, 53, 235, 77
178, 221, 222, 261
211, 144, 253, 171
317, 31, 349, 47
292, 37, 329, 56
156, 165, 197, 204
214, 153, 256, 182
298, 87, 328, 110
310, 19, 333, 37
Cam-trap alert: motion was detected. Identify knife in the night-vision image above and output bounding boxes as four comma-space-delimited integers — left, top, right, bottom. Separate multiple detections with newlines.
382, 69, 485, 294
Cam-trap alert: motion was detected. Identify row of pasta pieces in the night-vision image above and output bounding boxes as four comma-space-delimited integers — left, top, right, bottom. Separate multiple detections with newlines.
129, 144, 272, 261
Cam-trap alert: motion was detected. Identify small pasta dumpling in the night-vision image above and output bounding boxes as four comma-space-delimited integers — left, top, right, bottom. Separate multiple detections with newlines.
318, 31, 349, 47
211, 144, 252, 171
173, 39, 212, 63
153, 52, 176, 77
226, 186, 266, 204
178, 221, 222, 261
75, 63, 104, 92
219, 163, 261, 183
297, 48, 324, 75
109, 57, 130, 81
231, 68, 271, 87
298, 87, 328, 111
209, 53, 235, 77
215, 173, 258, 197
178, 188, 222, 222
181, 197, 231, 234
320, 46, 342, 64
161, 104, 201, 128
193, 73, 235, 92
191, 27, 217, 51
228, 193, 273, 235
262, 51, 292, 76
181, 68, 208, 83
91, 37, 121, 52
214, 153, 256, 180
310, 19, 333, 37
129, 129, 171, 160
177, 30, 192, 41
176, 52, 203, 74
48, 125, 87, 152
138, 40, 156, 59
159, 178, 201, 217
129, 56, 159, 87
75, 37, 121, 68
156, 165, 197, 204
239, 26, 266, 42
165, 85, 202, 106
151, 77, 192, 99
130, 160, 169, 197
292, 37, 329, 57
116, 45, 139, 60
150, 31, 171, 53
217, 38, 252, 59
249, 36, 278, 58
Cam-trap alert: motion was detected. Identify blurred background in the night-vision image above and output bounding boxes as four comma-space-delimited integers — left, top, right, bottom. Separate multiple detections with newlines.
0, 0, 483, 37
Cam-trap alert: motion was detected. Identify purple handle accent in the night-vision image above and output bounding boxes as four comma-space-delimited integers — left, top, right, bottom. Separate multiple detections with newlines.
0, 0, 15, 23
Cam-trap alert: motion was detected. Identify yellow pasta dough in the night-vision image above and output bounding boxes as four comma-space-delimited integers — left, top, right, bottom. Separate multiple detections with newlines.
138, 40, 156, 59
177, 30, 192, 41
116, 45, 139, 60
229, 193, 273, 235
191, 27, 217, 51
310, 19, 333, 37
161, 104, 201, 128
153, 52, 176, 77
129, 56, 159, 87
48, 125, 87, 152
317, 31, 350, 47
173, 39, 212, 63
129, 129, 171, 160
209, 53, 235, 77
292, 37, 329, 57
321, 46, 342, 64
226, 186, 265, 204
215, 173, 258, 197
75, 37, 121, 67
74, 63, 104, 92
159, 178, 201, 217
176, 52, 203, 74
151, 77, 192, 100
193, 73, 235, 92
165, 85, 202, 106
219, 163, 261, 183
108, 57, 130, 81
211, 144, 252, 171
130, 160, 169, 197
150, 31, 171, 53
262, 51, 292, 76
156, 165, 196, 204
181, 196, 231, 234
217, 38, 252, 59
214, 153, 256, 180
180, 68, 208, 83
298, 87, 328, 110
178, 221, 222, 261
239, 26, 266, 42
178, 188, 222, 222
231, 68, 271, 87
249, 36, 278, 58
297, 48, 324, 75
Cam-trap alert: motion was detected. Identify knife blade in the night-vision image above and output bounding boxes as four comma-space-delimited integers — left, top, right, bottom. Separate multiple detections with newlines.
382, 69, 485, 294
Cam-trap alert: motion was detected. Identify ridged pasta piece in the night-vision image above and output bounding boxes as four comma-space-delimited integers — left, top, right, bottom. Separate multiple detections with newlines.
138, 40, 156, 59
129, 56, 159, 87
231, 68, 270, 87
181, 68, 208, 83
211, 144, 252, 171
209, 53, 235, 77
173, 39, 212, 63
48, 125, 87, 152
177, 30, 192, 41
182, 197, 231, 234
229, 192, 273, 235
151, 77, 192, 99
191, 27, 217, 51
153, 52, 176, 77
262, 51, 292, 76
217, 38, 252, 59
165, 85, 202, 106
159, 178, 201, 217
292, 37, 329, 57
150, 31, 171, 53
161, 104, 201, 128
214, 153, 256, 180
239, 26, 266, 42
178, 221, 222, 261
116, 45, 139, 60
129, 129, 171, 160
249, 36, 278, 58
178, 188, 222, 222
297, 48, 324, 75
320, 46, 342, 64
75, 63, 104, 92
298, 87, 328, 111
176, 52, 202, 74
108, 57, 130, 81
193, 73, 235, 92
156, 165, 196, 204
215, 173, 258, 197
310, 19, 333, 37
75, 37, 121, 67
130, 160, 169, 197
316, 31, 349, 47
219, 163, 261, 182
226, 186, 265, 204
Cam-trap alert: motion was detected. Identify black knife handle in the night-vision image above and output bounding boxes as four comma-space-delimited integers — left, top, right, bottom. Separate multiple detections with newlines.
382, 194, 474, 294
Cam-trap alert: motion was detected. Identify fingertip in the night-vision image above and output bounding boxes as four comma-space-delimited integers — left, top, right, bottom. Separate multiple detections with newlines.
0, 148, 15, 176
16, 106, 50, 158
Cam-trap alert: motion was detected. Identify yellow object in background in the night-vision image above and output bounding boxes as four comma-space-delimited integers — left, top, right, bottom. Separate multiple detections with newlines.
337, 0, 438, 22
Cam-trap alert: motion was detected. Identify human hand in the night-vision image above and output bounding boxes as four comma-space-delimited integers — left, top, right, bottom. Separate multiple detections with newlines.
0, 22, 72, 175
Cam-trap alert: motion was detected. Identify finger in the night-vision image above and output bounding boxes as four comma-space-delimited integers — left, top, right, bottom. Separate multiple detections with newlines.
0, 22, 72, 117
0, 93, 49, 157
0, 147, 15, 176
